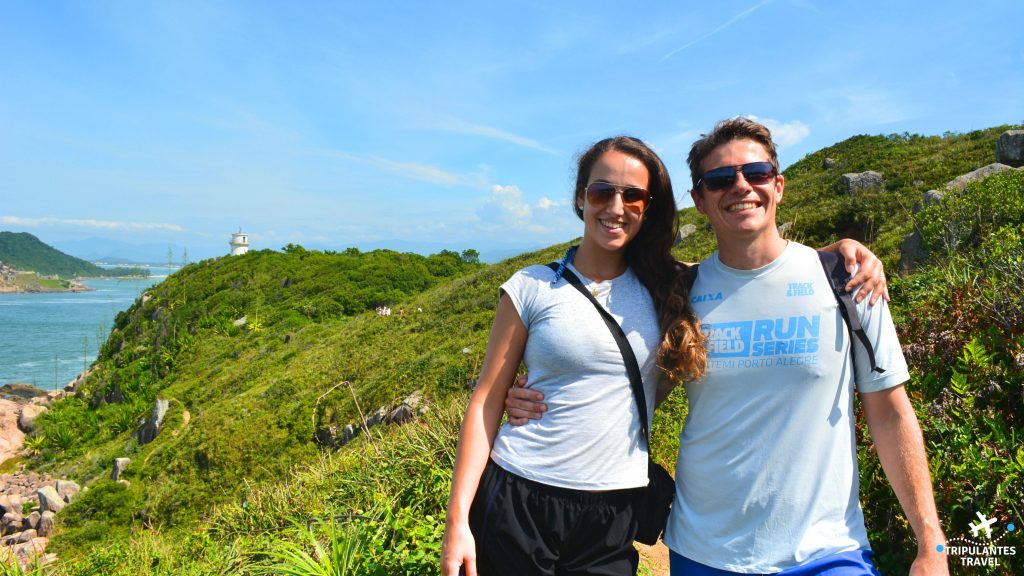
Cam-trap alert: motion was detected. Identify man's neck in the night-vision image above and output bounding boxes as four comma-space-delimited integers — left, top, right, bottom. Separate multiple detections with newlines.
715, 231, 788, 270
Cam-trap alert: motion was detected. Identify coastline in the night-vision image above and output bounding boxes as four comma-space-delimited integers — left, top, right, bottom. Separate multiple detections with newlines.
0, 274, 155, 294
0, 282, 93, 294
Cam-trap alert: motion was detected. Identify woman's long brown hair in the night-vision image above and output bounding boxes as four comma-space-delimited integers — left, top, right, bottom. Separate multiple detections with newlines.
574, 136, 706, 384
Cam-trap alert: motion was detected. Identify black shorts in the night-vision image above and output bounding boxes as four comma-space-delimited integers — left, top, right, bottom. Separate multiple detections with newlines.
468, 459, 642, 576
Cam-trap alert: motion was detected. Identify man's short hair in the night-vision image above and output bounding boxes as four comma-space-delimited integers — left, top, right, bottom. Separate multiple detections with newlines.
687, 117, 780, 191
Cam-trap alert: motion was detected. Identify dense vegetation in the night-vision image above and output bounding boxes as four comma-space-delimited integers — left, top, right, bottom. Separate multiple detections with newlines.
7, 125, 1023, 575
0, 232, 147, 278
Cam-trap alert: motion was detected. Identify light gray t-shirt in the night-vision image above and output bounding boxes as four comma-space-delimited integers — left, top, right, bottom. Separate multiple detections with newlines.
662, 242, 909, 573
491, 262, 666, 490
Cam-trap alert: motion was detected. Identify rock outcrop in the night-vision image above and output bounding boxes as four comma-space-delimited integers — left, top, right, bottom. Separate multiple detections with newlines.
0, 401, 24, 466
136, 398, 170, 445
996, 130, 1024, 167
945, 163, 1015, 193
674, 224, 698, 246
315, 389, 429, 448
111, 458, 131, 482
840, 171, 884, 195
16, 405, 46, 434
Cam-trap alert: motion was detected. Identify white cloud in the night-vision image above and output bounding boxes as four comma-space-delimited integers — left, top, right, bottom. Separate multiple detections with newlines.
477, 185, 531, 226
537, 196, 562, 210
471, 186, 577, 241
432, 119, 559, 155
745, 115, 811, 149
0, 215, 185, 232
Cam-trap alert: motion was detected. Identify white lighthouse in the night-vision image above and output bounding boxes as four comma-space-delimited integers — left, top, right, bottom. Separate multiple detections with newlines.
229, 230, 250, 256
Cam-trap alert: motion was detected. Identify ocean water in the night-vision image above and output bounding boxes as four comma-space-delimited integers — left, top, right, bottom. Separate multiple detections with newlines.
0, 268, 174, 390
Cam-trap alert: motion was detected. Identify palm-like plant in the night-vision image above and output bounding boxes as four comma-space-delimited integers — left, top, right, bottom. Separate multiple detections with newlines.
255, 517, 367, 576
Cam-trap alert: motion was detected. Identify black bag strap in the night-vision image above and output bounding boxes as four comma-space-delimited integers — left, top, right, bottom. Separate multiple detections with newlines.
545, 262, 652, 446
817, 251, 885, 374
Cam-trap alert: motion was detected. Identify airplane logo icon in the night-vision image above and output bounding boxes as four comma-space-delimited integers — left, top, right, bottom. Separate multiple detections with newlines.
969, 511, 998, 538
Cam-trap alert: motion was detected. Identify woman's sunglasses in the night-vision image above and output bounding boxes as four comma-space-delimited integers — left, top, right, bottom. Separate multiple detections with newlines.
584, 182, 651, 213
697, 161, 777, 191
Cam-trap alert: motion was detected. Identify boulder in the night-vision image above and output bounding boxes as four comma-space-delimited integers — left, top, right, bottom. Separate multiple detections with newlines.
777, 221, 794, 238
37, 511, 55, 537
36, 486, 64, 514
386, 391, 425, 425
923, 189, 945, 206
996, 130, 1024, 167
25, 511, 40, 531
342, 424, 358, 445
945, 163, 1015, 192
0, 495, 15, 515
17, 404, 47, 433
56, 480, 80, 502
314, 425, 338, 447
136, 398, 170, 444
365, 407, 388, 429
0, 399, 25, 465
675, 224, 698, 245
840, 171, 884, 195
2, 512, 22, 535
111, 457, 131, 481
233, 315, 248, 327
823, 157, 836, 169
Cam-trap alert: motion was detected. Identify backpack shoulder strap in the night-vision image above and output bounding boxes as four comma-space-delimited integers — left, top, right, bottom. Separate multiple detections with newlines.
816, 251, 885, 374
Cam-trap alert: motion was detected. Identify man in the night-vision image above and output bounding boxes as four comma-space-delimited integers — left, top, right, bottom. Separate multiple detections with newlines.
510, 118, 948, 575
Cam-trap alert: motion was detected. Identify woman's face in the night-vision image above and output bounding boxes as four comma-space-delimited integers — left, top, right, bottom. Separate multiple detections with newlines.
577, 149, 650, 255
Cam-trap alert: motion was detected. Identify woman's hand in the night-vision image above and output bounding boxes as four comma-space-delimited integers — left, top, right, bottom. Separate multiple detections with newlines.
441, 519, 477, 576
822, 239, 889, 304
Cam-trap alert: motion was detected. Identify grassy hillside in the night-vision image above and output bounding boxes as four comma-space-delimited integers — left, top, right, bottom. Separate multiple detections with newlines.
0, 232, 146, 278
11, 125, 1024, 575
0, 232, 107, 278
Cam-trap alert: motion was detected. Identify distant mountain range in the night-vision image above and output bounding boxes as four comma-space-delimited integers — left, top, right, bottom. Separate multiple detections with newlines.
50, 237, 216, 265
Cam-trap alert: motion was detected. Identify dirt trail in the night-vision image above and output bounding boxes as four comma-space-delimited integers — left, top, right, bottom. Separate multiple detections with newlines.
637, 540, 669, 575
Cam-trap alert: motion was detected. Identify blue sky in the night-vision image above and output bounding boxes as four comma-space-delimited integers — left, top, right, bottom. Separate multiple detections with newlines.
2, 1, 1022, 262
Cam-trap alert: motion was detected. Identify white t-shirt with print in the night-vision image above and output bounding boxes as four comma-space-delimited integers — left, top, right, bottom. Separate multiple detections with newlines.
662, 242, 909, 573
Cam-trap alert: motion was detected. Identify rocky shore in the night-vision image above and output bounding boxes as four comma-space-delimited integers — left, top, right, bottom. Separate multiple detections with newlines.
0, 384, 76, 569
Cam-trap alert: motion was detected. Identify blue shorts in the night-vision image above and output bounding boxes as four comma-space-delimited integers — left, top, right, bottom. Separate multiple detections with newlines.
669, 549, 881, 576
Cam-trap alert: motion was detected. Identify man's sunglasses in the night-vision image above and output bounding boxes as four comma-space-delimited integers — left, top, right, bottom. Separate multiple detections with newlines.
698, 161, 776, 191
584, 182, 651, 213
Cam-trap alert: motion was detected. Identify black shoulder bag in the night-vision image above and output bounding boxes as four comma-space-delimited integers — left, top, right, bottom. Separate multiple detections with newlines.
546, 262, 675, 545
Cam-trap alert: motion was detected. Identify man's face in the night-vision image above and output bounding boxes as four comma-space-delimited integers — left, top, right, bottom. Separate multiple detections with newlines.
690, 138, 784, 243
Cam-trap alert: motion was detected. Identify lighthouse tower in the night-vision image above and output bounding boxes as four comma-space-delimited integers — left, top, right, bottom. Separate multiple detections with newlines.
229, 230, 250, 256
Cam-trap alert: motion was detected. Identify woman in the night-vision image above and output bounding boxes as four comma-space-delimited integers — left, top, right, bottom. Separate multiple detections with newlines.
441, 136, 705, 576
